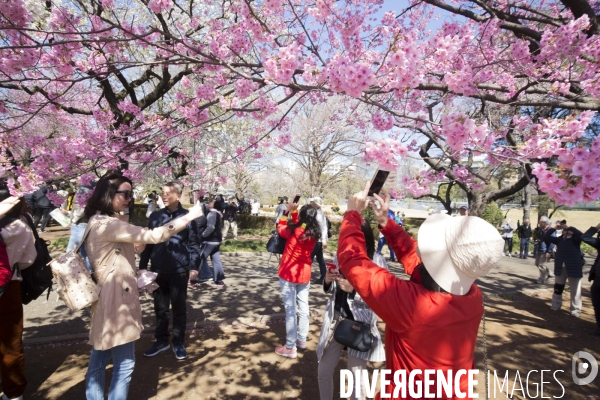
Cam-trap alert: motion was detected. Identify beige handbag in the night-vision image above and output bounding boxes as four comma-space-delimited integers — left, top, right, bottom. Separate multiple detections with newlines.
49, 223, 121, 311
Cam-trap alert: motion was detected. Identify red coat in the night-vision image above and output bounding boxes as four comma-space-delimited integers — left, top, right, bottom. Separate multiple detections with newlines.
277, 211, 316, 284
338, 211, 483, 400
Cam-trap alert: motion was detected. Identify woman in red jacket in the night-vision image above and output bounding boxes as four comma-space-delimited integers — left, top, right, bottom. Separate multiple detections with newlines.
275, 201, 321, 358
338, 186, 503, 399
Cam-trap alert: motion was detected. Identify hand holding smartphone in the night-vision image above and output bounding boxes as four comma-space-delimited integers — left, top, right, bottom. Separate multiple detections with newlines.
368, 168, 390, 198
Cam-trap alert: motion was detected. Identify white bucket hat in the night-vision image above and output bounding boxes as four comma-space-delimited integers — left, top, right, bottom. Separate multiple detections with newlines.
417, 214, 504, 295
309, 197, 323, 208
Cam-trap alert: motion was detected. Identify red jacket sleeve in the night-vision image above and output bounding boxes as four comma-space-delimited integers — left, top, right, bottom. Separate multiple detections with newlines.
337, 211, 416, 333
380, 219, 422, 276
277, 211, 298, 240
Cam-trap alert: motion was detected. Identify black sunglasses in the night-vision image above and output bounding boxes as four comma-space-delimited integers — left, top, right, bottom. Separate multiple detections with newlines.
116, 190, 133, 200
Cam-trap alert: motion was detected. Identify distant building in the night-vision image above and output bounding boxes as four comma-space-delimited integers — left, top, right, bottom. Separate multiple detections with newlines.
323, 162, 357, 175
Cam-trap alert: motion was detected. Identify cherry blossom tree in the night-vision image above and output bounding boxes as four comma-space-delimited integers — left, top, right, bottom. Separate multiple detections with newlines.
269, 99, 365, 197
1, 0, 599, 214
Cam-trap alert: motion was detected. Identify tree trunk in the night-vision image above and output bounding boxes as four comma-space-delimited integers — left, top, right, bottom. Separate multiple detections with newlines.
522, 184, 531, 222
537, 195, 551, 220
467, 192, 488, 217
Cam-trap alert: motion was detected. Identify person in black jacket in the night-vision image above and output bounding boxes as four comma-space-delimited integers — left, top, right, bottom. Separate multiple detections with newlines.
543, 221, 584, 317
194, 199, 226, 288
581, 224, 600, 336
222, 198, 239, 240
139, 182, 201, 360
517, 219, 533, 259
32, 181, 53, 233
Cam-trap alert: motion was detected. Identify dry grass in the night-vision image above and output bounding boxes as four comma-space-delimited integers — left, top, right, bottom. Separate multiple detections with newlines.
503, 208, 600, 230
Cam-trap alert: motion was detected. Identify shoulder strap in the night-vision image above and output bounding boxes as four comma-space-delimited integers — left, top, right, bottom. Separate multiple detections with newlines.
22, 213, 41, 242
74, 221, 94, 254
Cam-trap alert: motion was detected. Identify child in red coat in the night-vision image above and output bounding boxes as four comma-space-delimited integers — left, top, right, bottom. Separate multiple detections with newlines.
275, 201, 322, 358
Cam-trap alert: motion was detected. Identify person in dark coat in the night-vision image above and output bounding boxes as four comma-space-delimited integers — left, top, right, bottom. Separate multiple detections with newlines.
543, 221, 583, 317
517, 219, 532, 259
581, 225, 600, 336
195, 200, 225, 287
139, 182, 201, 360
532, 223, 545, 258
32, 181, 53, 233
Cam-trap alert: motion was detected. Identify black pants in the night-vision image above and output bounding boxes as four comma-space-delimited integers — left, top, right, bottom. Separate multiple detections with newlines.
591, 279, 600, 330
311, 242, 326, 279
153, 271, 189, 345
503, 237, 513, 254
33, 207, 51, 231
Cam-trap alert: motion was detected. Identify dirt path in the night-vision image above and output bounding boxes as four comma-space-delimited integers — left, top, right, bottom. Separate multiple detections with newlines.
7, 229, 600, 399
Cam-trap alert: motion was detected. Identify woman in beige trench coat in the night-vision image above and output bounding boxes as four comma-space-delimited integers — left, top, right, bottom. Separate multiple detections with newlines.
82, 174, 204, 400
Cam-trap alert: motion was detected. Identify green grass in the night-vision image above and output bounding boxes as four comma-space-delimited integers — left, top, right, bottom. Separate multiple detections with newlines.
237, 228, 275, 236
49, 237, 69, 252
219, 235, 339, 254
220, 239, 267, 252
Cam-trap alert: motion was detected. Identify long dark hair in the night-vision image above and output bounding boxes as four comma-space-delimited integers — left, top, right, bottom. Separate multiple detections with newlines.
288, 204, 321, 241
84, 173, 132, 219
418, 264, 448, 293
0, 185, 29, 219
213, 199, 224, 212
360, 219, 375, 260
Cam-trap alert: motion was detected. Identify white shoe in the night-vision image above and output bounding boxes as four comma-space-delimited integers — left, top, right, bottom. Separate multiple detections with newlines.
551, 294, 562, 311
571, 311, 581, 318
507, 253, 512, 257
2, 395, 23, 400
502, 252, 506, 256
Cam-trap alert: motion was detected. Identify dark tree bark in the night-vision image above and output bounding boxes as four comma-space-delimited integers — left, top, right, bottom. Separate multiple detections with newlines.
523, 183, 532, 222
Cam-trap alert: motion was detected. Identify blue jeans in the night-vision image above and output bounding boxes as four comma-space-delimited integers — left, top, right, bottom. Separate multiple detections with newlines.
533, 241, 539, 258
279, 278, 310, 349
376, 237, 395, 261
67, 223, 91, 273
86, 341, 135, 400
519, 238, 530, 258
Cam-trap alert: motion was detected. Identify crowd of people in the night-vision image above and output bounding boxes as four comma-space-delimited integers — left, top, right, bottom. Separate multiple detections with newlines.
494, 214, 599, 332
0, 174, 599, 400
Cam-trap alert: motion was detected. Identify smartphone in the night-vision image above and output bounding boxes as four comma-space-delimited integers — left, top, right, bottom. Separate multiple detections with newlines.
293, 194, 301, 204
368, 168, 390, 197
326, 262, 338, 275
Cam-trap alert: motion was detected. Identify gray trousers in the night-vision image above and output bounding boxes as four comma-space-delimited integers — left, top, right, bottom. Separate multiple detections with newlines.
535, 253, 550, 282
318, 321, 367, 400
554, 266, 582, 315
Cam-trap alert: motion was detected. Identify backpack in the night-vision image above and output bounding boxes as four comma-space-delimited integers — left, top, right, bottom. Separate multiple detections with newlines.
20, 213, 53, 304
0, 234, 14, 298
326, 216, 332, 239
49, 222, 105, 311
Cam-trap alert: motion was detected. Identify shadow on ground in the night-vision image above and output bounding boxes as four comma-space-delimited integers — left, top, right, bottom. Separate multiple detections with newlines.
7, 253, 600, 399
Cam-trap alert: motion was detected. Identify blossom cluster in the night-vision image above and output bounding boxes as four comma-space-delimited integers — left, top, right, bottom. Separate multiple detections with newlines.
0, 0, 599, 207
363, 139, 408, 171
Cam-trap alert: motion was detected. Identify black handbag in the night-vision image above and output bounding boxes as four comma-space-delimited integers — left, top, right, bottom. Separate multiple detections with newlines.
334, 319, 373, 352
266, 230, 286, 255
20, 214, 53, 304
